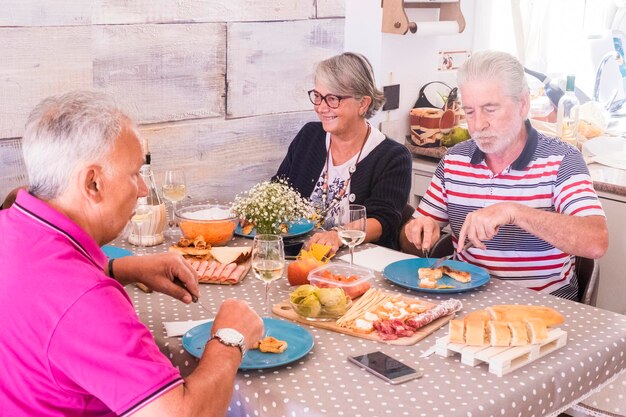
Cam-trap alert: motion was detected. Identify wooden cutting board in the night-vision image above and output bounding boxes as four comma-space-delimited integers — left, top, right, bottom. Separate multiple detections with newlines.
272, 296, 454, 346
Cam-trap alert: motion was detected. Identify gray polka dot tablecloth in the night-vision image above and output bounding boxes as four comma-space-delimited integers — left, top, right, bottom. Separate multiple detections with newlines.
113, 238, 626, 417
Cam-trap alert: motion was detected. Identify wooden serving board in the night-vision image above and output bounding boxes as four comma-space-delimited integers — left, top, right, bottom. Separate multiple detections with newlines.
435, 328, 568, 377
272, 297, 454, 346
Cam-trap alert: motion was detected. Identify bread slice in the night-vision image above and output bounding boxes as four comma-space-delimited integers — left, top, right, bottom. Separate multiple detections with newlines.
524, 317, 548, 344
257, 336, 288, 353
418, 267, 443, 280
465, 320, 488, 346
507, 321, 529, 346
418, 277, 437, 289
487, 305, 564, 327
489, 321, 512, 347
448, 319, 465, 344
210, 247, 251, 265
440, 266, 471, 283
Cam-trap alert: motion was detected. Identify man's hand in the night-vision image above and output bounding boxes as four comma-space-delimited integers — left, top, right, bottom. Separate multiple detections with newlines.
402, 216, 440, 252
111, 253, 199, 304
457, 202, 517, 250
211, 299, 264, 352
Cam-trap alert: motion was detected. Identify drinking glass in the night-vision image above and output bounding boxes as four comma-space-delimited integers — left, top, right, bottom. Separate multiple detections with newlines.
162, 169, 187, 237
337, 204, 367, 266
130, 202, 152, 255
251, 234, 285, 316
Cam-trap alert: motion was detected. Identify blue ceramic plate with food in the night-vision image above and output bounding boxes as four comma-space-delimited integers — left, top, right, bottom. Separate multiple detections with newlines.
235, 219, 315, 239
182, 317, 314, 370
101, 245, 133, 259
383, 258, 490, 293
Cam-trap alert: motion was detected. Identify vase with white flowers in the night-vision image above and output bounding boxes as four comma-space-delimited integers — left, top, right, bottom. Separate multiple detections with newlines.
231, 179, 314, 235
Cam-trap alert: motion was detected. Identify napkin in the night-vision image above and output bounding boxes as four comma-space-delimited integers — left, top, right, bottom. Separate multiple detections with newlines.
338, 246, 418, 271
164, 319, 212, 338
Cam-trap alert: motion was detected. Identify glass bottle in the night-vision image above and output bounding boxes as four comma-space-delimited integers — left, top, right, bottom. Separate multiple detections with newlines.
556, 75, 580, 148
128, 141, 166, 246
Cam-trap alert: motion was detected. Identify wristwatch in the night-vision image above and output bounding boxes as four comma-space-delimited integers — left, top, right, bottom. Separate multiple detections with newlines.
211, 328, 246, 358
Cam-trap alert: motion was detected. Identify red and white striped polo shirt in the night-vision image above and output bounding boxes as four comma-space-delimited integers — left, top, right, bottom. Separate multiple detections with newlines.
417, 122, 605, 299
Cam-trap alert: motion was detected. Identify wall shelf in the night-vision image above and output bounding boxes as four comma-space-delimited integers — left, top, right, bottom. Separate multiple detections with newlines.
381, 0, 466, 35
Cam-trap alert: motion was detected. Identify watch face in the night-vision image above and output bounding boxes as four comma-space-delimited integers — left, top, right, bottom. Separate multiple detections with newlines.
216, 328, 244, 345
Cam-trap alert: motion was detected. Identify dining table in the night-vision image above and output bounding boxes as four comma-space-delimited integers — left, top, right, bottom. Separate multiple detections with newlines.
108, 234, 626, 417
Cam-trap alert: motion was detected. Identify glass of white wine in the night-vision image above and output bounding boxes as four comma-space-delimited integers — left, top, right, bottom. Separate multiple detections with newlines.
337, 204, 367, 266
251, 234, 285, 316
162, 169, 187, 238
131, 202, 152, 255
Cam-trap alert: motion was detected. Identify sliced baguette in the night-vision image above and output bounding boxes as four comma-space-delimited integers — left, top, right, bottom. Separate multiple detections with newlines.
524, 317, 548, 344
448, 319, 465, 344
489, 321, 512, 347
486, 305, 564, 327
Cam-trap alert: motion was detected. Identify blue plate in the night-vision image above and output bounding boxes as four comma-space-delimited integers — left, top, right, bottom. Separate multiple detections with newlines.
182, 317, 314, 370
235, 219, 315, 239
102, 245, 133, 259
383, 258, 490, 293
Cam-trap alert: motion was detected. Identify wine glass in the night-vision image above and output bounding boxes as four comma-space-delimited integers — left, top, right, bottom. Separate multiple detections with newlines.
162, 169, 187, 238
251, 234, 285, 316
337, 204, 367, 266
131, 202, 152, 255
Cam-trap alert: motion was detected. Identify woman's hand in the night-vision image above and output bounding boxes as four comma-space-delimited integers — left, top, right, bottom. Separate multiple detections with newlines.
307, 230, 342, 255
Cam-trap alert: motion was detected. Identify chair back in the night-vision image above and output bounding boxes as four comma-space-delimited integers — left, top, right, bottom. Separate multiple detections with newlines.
575, 256, 599, 305
430, 233, 454, 258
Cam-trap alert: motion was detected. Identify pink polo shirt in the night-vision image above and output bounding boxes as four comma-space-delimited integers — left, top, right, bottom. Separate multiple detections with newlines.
0, 191, 183, 416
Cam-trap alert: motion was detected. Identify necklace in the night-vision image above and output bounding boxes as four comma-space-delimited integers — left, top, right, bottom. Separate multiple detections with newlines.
318, 123, 371, 225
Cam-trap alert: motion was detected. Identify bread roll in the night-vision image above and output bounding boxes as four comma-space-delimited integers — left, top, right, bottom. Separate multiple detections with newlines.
465, 320, 488, 346
489, 321, 512, 347
507, 321, 529, 346
486, 305, 564, 327
448, 319, 465, 344
463, 309, 491, 323
524, 317, 548, 344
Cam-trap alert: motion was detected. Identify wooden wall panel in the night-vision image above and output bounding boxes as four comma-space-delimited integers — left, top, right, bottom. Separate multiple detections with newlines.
0, 27, 92, 138
0, 139, 28, 201
93, 24, 226, 124
317, 0, 346, 18
140, 111, 317, 201
0, 1, 90, 26
93, 0, 314, 24
227, 19, 344, 118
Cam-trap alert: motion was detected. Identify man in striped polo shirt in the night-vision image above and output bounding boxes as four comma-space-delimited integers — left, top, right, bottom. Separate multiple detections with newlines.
401, 51, 608, 300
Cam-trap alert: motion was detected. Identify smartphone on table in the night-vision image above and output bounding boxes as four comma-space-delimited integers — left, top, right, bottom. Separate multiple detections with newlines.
348, 351, 423, 384
284, 241, 305, 259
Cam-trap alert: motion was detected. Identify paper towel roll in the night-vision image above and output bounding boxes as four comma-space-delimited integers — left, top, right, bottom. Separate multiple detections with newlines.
415, 21, 459, 36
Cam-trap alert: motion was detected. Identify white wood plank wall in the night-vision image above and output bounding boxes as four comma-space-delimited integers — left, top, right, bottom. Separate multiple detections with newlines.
0, 0, 345, 201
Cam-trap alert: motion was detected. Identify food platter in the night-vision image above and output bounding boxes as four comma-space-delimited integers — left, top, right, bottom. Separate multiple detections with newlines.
182, 318, 314, 370
235, 219, 315, 239
383, 258, 490, 293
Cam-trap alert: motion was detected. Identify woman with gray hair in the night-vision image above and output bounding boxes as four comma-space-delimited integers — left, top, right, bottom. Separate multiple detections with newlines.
275, 52, 412, 252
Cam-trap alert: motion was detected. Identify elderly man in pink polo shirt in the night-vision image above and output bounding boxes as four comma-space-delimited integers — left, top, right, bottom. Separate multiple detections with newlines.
0, 90, 263, 417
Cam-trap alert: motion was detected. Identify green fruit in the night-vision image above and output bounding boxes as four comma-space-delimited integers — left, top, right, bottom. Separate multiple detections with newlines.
441, 127, 471, 147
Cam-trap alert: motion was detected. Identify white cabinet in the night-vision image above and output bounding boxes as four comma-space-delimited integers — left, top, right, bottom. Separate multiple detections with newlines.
411, 158, 438, 207
596, 193, 626, 314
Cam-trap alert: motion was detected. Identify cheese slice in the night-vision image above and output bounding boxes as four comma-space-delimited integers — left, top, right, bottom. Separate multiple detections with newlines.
209, 246, 251, 265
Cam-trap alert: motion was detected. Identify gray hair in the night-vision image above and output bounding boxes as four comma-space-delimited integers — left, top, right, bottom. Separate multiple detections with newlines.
315, 52, 385, 119
457, 50, 529, 100
22, 90, 131, 200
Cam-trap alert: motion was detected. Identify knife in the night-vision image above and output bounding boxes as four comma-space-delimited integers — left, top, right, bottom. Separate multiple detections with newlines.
173, 278, 212, 315
429, 241, 474, 270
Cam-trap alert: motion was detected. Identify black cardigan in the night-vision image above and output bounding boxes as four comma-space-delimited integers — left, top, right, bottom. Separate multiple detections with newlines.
274, 122, 412, 249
